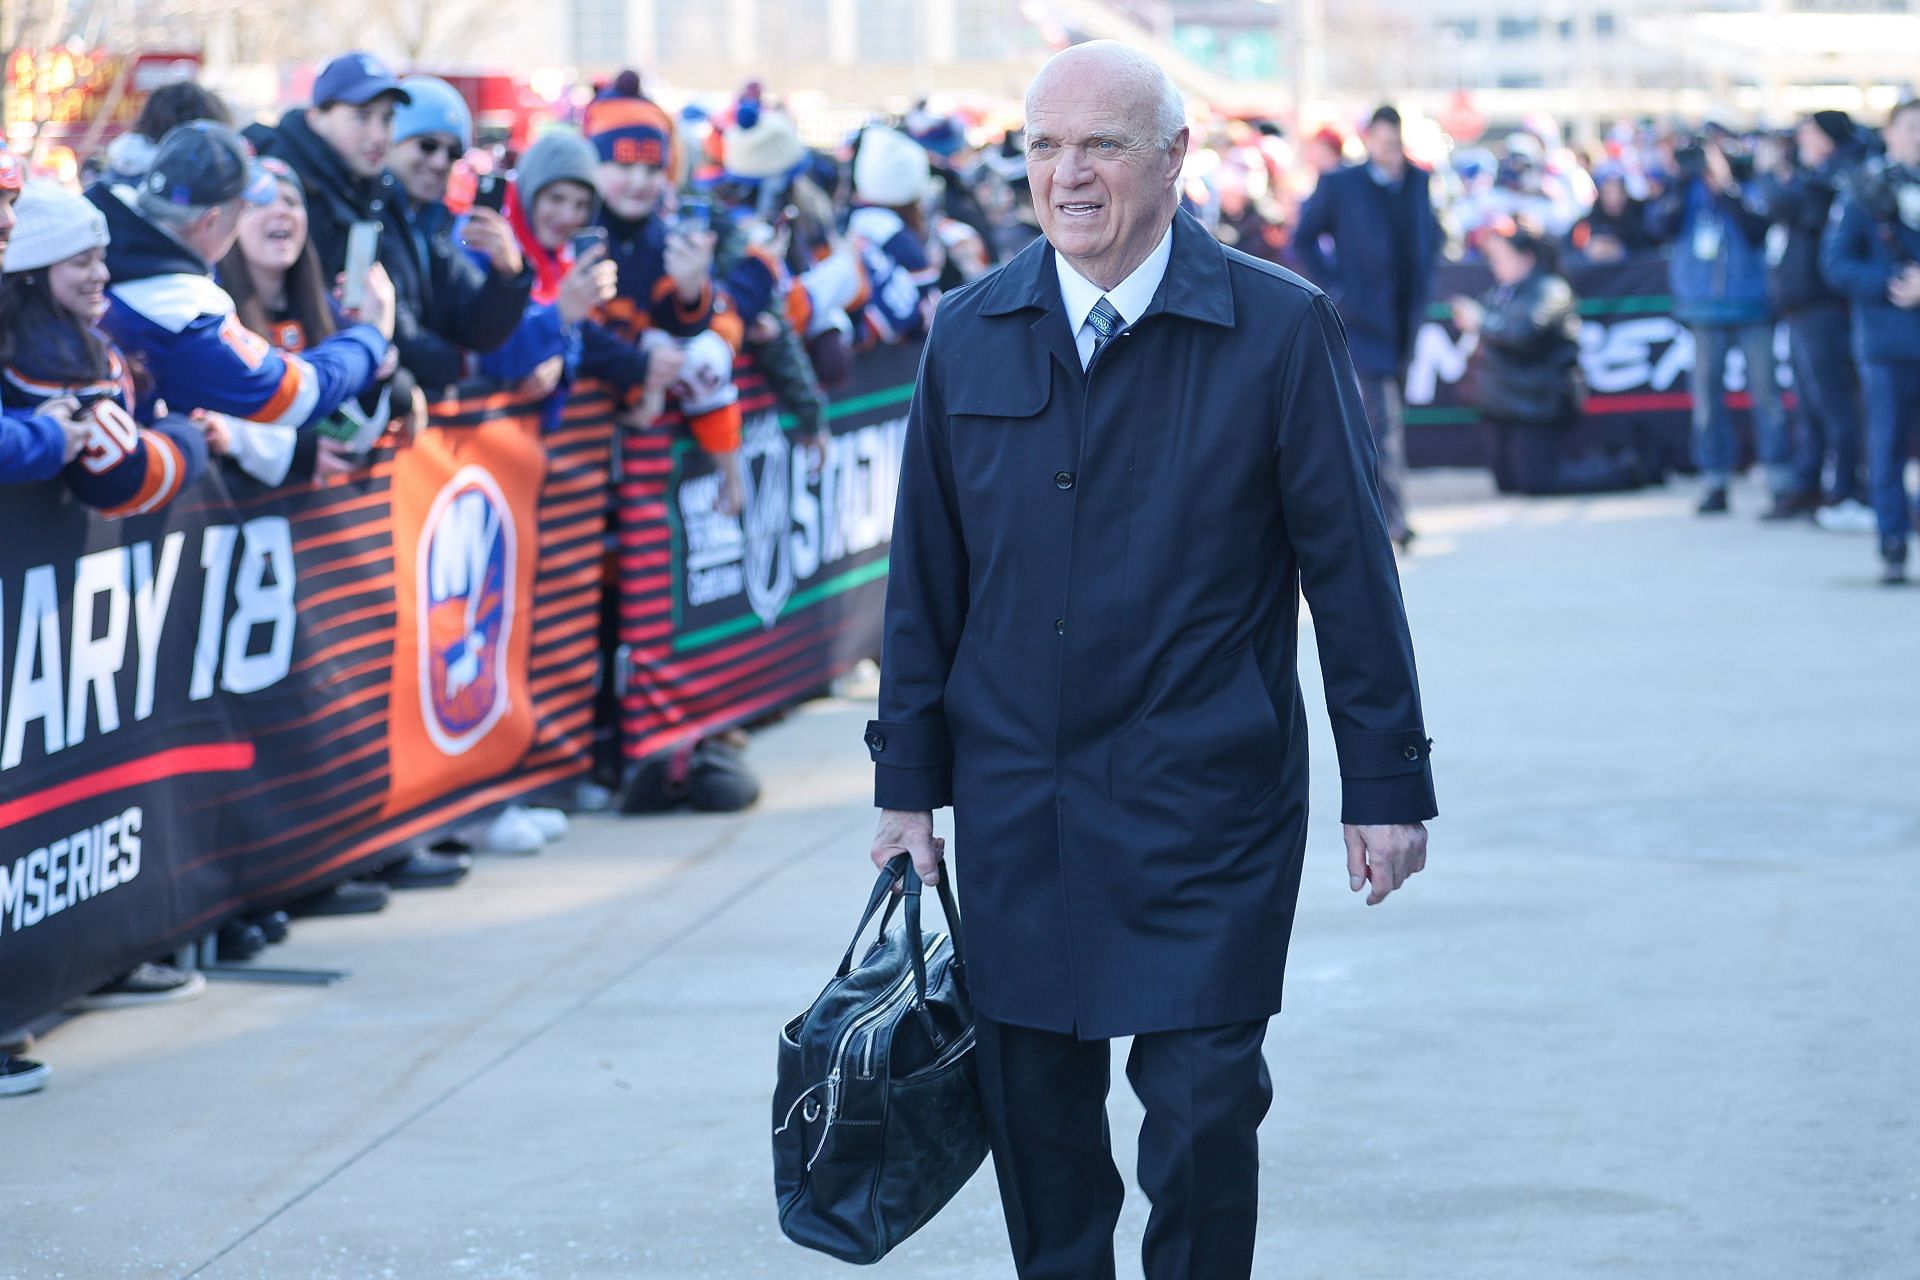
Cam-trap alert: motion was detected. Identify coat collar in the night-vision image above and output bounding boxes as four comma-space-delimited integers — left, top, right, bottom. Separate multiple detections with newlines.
977, 206, 1235, 330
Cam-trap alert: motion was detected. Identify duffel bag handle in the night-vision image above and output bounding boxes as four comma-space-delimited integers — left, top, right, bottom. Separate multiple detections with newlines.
898, 857, 968, 1008
836, 858, 908, 978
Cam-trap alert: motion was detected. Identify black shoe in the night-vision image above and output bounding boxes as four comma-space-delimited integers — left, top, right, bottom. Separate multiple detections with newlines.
216, 920, 269, 962
1760, 491, 1818, 521
1881, 557, 1907, 586
378, 848, 472, 890
1697, 488, 1729, 515
252, 910, 291, 945
688, 738, 762, 813
288, 879, 392, 918
0, 1053, 50, 1097
621, 755, 691, 814
70, 962, 207, 1010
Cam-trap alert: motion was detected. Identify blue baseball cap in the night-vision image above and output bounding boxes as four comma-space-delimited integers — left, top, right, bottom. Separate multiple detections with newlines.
312, 52, 412, 108
145, 121, 277, 207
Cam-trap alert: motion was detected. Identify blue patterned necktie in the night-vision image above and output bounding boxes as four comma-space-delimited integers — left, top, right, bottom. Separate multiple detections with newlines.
1084, 295, 1121, 363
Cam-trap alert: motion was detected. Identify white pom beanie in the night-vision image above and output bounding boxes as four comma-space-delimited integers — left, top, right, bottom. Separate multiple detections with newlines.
853, 127, 933, 209
3, 182, 110, 274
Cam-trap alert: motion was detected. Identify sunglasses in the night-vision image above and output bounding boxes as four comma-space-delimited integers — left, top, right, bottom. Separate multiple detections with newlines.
409, 137, 459, 158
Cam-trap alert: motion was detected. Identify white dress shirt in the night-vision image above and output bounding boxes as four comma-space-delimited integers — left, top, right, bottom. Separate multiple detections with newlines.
1053, 221, 1176, 369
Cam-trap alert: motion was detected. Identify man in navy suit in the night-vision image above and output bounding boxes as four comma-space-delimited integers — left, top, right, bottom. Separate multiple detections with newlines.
1294, 106, 1442, 546
866, 44, 1436, 1280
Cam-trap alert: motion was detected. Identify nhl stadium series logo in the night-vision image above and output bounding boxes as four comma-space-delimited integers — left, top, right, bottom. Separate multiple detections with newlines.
418, 467, 515, 755
740, 412, 796, 629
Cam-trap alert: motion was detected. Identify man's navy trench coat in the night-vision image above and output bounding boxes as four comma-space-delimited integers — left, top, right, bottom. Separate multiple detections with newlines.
867, 209, 1437, 1039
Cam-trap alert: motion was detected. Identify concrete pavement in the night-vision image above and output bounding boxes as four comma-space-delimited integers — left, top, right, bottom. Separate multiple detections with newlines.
5, 473, 1918, 1280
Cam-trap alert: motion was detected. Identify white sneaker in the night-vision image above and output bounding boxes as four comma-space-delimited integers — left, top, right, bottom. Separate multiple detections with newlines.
1815, 498, 1877, 533
460, 806, 547, 855
572, 780, 616, 813
523, 806, 570, 843
0, 1054, 50, 1097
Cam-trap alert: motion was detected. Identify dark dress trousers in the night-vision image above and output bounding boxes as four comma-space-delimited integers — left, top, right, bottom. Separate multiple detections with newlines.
866, 209, 1437, 1278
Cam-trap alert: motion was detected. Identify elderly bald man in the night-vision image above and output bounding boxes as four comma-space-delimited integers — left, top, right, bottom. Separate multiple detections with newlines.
866, 42, 1437, 1279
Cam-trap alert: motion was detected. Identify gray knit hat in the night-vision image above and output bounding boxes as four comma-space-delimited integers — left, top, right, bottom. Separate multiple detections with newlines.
515, 129, 599, 207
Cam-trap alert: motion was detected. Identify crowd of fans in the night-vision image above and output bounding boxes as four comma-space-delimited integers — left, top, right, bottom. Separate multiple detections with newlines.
5, 50, 1919, 1096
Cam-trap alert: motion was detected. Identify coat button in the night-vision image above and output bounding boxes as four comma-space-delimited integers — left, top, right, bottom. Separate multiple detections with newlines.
866, 730, 887, 753
1054, 471, 1075, 490
1403, 744, 1421, 761
1054, 618, 1065, 634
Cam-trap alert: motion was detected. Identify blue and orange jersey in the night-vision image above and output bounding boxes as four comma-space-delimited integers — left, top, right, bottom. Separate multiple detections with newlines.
0, 344, 207, 518
846, 207, 939, 346
595, 208, 718, 346
86, 183, 387, 431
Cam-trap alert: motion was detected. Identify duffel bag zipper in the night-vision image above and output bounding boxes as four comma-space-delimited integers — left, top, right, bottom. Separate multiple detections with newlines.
798, 932, 947, 1171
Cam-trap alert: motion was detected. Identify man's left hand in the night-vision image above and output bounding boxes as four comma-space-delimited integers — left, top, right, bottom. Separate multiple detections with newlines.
1344, 823, 1428, 906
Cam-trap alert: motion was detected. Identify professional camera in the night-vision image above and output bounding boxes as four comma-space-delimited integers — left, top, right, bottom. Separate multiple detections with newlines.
1849, 157, 1920, 260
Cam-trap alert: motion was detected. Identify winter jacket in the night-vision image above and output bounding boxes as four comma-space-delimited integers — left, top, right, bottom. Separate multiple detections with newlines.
86, 185, 387, 444
378, 173, 534, 396
1292, 162, 1442, 375
476, 185, 655, 431
1820, 171, 1920, 365
1751, 162, 1850, 316
594, 206, 723, 346
0, 324, 207, 516
1646, 177, 1772, 327
256, 109, 390, 281
1463, 268, 1585, 425
0, 408, 68, 482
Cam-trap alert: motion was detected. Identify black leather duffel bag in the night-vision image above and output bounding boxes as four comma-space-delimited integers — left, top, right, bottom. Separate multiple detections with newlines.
773, 855, 988, 1263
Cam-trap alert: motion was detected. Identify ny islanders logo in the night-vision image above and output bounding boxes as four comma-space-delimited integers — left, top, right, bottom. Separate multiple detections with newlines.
418, 467, 515, 755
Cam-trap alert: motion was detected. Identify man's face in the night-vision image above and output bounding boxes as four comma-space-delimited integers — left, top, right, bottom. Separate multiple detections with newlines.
1885, 108, 1920, 168
309, 98, 398, 179
1365, 122, 1405, 176
597, 160, 666, 221
388, 133, 459, 205
0, 187, 17, 258
1024, 60, 1185, 288
1796, 121, 1834, 170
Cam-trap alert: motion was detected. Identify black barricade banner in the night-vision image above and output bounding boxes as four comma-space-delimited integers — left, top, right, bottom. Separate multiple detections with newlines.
615, 343, 921, 762
0, 389, 606, 1030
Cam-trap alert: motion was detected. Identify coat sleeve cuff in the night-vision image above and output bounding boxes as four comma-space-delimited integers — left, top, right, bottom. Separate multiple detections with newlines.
1334, 728, 1436, 825
865, 717, 952, 811
1340, 771, 1437, 826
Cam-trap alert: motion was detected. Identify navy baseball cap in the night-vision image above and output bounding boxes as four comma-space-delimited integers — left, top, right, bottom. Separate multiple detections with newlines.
146, 121, 277, 208
312, 52, 412, 108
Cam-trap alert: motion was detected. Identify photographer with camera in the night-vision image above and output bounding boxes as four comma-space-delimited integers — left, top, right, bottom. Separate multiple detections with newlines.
1648, 128, 1790, 516
1751, 112, 1868, 526
1821, 100, 1920, 584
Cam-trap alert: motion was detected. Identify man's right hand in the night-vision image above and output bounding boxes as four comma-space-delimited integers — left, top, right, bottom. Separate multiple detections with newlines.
871, 809, 944, 887
461, 208, 524, 278
1888, 265, 1920, 310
